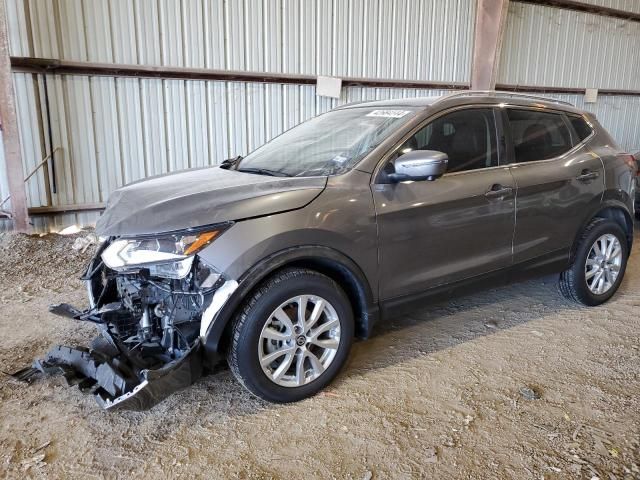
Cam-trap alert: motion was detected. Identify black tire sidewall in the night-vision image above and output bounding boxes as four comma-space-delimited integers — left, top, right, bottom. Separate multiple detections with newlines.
572, 220, 629, 305
234, 272, 354, 402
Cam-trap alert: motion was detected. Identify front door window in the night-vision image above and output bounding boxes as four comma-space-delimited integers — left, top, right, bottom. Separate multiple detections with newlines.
394, 108, 499, 173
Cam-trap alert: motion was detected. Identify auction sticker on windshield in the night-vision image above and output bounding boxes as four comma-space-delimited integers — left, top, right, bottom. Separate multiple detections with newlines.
365, 110, 411, 118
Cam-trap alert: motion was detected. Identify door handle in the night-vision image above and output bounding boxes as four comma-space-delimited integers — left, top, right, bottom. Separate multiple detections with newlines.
484, 184, 513, 199
576, 170, 600, 182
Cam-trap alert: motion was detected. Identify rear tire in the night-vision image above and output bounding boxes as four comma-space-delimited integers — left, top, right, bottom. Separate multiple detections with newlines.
227, 268, 354, 403
559, 218, 629, 306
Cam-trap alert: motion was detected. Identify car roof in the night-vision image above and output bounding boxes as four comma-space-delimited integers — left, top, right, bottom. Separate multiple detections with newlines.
340, 96, 442, 108
337, 90, 585, 116
337, 96, 441, 109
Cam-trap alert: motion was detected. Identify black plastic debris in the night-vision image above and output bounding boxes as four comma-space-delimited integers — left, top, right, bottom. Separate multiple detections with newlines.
11, 334, 202, 411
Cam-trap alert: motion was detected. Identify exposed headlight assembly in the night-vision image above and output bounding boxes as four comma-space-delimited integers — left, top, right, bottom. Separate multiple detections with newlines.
101, 224, 230, 279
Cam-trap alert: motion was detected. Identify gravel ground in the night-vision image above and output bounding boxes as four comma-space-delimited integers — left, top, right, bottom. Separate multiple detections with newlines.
0, 228, 639, 479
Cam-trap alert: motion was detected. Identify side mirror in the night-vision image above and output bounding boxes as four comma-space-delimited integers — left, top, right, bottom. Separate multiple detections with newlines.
388, 150, 448, 183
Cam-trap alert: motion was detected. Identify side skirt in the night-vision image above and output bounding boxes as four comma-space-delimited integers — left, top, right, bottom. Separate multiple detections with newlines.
379, 249, 569, 320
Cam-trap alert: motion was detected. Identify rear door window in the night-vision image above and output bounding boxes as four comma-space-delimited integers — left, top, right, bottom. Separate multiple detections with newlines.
506, 109, 573, 163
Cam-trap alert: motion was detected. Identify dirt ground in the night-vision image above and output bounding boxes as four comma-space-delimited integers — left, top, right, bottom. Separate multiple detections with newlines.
0, 229, 639, 480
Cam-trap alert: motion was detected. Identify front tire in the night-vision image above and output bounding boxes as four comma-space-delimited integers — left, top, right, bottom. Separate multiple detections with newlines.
227, 268, 354, 403
559, 218, 629, 306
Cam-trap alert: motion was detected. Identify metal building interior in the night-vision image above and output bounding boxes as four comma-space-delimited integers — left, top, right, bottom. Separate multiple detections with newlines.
1, 0, 639, 232
0, 0, 639, 478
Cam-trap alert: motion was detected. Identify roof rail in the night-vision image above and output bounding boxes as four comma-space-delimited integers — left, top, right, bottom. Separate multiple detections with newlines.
437, 90, 574, 107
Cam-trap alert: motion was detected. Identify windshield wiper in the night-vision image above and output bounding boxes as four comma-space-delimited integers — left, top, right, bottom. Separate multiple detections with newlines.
236, 167, 291, 177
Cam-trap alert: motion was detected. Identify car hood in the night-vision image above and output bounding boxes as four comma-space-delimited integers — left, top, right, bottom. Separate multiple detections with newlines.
95, 166, 327, 236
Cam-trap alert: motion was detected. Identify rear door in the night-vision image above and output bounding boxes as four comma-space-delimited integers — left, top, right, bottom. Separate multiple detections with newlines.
503, 108, 604, 264
373, 107, 516, 300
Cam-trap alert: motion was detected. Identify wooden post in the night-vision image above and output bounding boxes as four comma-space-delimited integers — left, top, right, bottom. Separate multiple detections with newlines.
0, 0, 29, 231
471, 0, 510, 91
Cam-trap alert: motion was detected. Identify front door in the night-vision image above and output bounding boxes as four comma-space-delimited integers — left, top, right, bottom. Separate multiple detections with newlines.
373, 108, 516, 300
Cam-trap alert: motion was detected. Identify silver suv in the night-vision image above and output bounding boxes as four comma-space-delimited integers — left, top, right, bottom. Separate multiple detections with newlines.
19, 91, 636, 409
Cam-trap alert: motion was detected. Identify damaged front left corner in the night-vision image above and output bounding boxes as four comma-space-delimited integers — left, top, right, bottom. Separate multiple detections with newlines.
11, 238, 228, 410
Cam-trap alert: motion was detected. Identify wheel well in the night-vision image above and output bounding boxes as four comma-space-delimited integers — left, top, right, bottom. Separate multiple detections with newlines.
570, 206, 633, 263
213, 255, 375, 358
594, 207, 633, 248
279, 258, 372, 339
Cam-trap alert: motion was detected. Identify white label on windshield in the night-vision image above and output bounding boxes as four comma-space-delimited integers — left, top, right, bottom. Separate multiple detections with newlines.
366, 110, 411, 118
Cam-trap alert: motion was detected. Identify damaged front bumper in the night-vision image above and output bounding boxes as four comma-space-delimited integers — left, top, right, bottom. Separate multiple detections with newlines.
12, 328, 203, 411
11, 237, 237, 410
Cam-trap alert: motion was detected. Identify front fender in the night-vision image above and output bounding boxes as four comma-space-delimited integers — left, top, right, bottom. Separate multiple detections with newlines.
201, 245, 378, 364
196, 171, 379, 364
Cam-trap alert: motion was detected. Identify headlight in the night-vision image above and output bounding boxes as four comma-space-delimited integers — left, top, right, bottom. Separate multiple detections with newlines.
101, 225, 228, 278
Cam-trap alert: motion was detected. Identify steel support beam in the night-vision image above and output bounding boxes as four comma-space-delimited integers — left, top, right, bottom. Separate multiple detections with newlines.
0, 0, 29, 232
514, 0, 640, 22
10, 56, 640, 96
471, 0, 510, 90
10, 57, 470, 91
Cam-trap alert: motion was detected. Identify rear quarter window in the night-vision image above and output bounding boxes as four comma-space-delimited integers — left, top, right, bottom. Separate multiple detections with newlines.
568, 115, 594, 142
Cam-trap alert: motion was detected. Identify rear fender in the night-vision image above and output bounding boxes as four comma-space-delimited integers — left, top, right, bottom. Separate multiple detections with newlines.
571, 198, 633, 261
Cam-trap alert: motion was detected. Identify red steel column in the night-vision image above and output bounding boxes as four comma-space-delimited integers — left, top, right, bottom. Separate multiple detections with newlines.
471, 0, 510, 90
0, 0, 29, 232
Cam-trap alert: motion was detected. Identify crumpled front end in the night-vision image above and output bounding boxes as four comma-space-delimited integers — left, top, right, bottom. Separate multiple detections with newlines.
13, 231, 237, 410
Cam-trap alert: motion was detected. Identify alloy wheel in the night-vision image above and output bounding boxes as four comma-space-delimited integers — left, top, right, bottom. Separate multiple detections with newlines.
585, 233, 622, 295
258, 295, 341, 387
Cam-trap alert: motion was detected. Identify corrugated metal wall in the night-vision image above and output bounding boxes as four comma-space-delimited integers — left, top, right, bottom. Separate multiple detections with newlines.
6, 0, 475, 82
2, 0, 474, 232
500, 2, 640, 89
1, 0, 639, 233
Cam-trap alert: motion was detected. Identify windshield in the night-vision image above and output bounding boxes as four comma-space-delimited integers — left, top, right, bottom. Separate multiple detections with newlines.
235, 107, 419, 177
